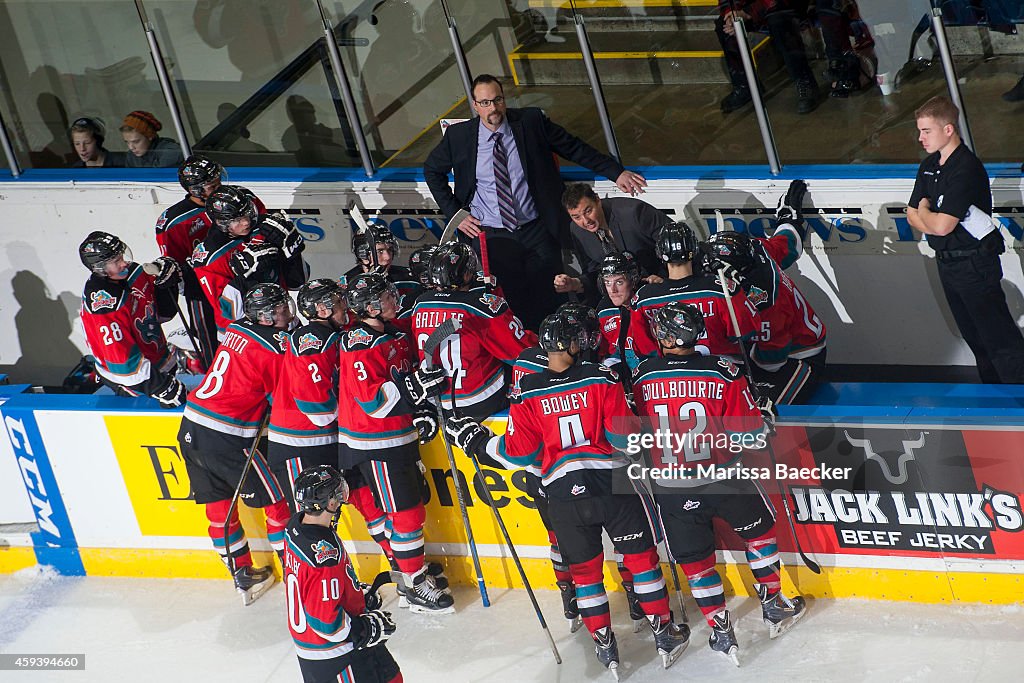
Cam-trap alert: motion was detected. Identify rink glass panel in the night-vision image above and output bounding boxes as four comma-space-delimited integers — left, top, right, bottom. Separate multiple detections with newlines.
0, 0, 178, 170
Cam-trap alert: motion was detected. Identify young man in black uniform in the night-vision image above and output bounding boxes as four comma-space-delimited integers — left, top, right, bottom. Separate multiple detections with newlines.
906, 96, 1024, 384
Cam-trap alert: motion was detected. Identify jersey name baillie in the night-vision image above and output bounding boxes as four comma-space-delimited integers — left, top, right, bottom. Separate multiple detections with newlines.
627, 462, 852, 482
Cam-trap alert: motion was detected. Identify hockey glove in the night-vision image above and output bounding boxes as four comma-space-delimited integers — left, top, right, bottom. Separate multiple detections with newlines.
711, 260, 744, 287
152, 376, 187, 409
395, 366, 447, 406
229, 243, 279, 280
757, 395, 777, 436
146, 256, 182, 290
360, 581, 384, 611
352, 609, 396, 650
258, 215, 305, 258
413, 407, 439, 444
774, 178, 807, 230
444, 414, 491, 458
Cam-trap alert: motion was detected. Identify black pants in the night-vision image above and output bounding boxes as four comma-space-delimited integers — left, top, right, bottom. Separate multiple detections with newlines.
547, 492, 657, 564
471, 220, 565, 331
715, 9, 814, 87
938, 253, 1024, 384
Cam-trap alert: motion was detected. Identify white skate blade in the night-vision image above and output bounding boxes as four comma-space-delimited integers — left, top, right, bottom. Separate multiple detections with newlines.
719, 645, 740, 667
632, 618, 645, 633
767, 608, 805, 639
606, 661, 620, 681
570, 615, 584, 633
398, 595, 410, 609
660, 640, 688, 669
239, 575, 275, 607
408, 602, 455, 615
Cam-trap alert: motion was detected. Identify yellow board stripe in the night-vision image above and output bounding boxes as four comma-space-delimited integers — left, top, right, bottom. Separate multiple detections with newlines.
6, 548, 1009, 605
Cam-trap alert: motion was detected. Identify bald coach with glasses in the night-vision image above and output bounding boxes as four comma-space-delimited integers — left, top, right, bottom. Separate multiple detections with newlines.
424, 73, 647, 330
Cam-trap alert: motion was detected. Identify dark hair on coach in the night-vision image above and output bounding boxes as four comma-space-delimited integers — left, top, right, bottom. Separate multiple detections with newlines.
562, 183, 599, 211
471, 73, 503, 97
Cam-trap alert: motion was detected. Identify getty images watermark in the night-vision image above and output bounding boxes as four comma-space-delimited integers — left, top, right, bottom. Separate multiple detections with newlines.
621, 427, 852, 483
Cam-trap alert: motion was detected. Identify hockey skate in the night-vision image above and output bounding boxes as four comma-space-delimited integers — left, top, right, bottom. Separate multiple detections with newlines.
394, 560, 449, 608
593, 627, 620, 680
647, 613, 689, 669
405, 571, 455, 615
621, 581, 645, 633
233, 565, 275, 607
755, 584, 806, 639
557, 581, 583, 633
709, 610, 740, 667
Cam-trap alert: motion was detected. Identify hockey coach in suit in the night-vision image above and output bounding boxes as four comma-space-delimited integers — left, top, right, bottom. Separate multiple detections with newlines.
424, 73, 647, 330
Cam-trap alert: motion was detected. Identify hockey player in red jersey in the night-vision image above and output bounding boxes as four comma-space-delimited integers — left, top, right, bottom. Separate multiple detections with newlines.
78, 231, 187, 408
155, 155, 227, 263
596, 251, 643, 373
509, 303, 646, 635
412, 242, 536, 421
338, 272, 453, 613
190, 184, 305, 341
630, 222, 760, 360
632, 302, 805, 665
177, 284, 294, 606
342, 225, 419, 317
702, 181, 826, 404
446, 311, 688, 678
285, 465, 402, 683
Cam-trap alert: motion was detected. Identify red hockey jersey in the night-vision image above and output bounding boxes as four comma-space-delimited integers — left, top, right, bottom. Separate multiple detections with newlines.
269, 322, 340, 452
155, 196, 212, 264
748, 262, 826, 371
632, 353, 766, 487
629, 275, 760, 359
80, 264, 175, 392
484, 361, 634, 499
189, 229, 247, 340
283, 515, 366, 661
411, 289, 536, 413
597, 296, 640, 371
336, 323, 417, 464
184, 319, 289, 438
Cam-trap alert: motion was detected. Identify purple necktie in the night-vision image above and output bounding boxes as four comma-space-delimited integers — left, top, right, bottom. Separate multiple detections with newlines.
491, 132, 518, 230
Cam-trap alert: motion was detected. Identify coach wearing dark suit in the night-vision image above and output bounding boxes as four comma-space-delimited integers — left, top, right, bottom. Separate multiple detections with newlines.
423, 74, 647, 329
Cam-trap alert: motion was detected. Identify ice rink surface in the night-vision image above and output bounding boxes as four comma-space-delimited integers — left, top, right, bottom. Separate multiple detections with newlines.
1, 566, 1021, 682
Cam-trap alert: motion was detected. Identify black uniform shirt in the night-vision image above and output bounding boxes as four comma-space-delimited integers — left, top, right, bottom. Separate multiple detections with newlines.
909, 143, 995, 252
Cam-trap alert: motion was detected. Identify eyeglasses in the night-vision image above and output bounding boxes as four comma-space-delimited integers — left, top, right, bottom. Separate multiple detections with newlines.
474, 96, 505, 108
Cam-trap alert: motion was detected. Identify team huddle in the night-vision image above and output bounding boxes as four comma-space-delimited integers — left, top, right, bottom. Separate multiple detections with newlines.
77, 155, 826, 681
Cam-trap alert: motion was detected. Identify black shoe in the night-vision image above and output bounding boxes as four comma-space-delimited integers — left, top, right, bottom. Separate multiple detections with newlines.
796, 79, 819, 114
557, 580, 584, 632
233, 565, 275, 606
755, 584, 806, 638
647, 613, 689, 669
721, 86, 753, 113
1003, 76, 1024, 102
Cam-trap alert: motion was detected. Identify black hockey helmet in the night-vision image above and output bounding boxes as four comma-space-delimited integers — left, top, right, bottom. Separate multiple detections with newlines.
178, 155, 225, 198
651, 302, 705, 349
598, 251, 640, 290
346, 272, 398, 318
79, 231, 132, 275
297, 277, 344, 321
705, 230, 756, 274
538, 311, 588, 355
207, 185, 258, 233
352, 225, 400, 264
294, 464, 350, 513
243, 282, 293, 327
655, 221, 698, 264
429, 242, 479, 290
557, 302, 600, 351
408, 244, 439, 287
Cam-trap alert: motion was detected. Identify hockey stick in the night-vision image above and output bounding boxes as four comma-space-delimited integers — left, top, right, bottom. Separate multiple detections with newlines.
421, 319, 491, 607
223, 410, 272, 577
365, 569, 396, 602
478, 230, 490, 279
349, 202, 380, 270
715, 268, 822, 575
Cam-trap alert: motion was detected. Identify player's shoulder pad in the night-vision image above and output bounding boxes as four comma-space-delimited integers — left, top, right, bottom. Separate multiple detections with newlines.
471, 290, 509, 317
290, 524, 344, 567
234, 320, 291, 353
339, 324, 385, 351
631, 355, 658, 381
292, 323, 338, 355
713, 355, 742, 380
82, 275, 126, 314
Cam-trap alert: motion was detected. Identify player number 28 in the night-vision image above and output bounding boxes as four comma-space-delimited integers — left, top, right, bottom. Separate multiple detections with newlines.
99, 323, 124, 345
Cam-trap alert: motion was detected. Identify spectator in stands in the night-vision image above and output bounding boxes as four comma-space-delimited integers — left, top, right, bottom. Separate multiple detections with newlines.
716, 0, 820, 114
907, 96, 1024, 384
68, 117, 124, 168
424, 73, 647, 330
120, 110, 184, 168
554, 183, 668, 305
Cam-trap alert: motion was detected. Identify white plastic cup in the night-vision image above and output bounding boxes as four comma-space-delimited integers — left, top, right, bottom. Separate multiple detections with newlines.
877, 71, 894, 96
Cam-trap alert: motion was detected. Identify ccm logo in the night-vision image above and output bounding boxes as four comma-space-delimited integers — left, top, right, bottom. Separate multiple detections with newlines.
613, 532, 643, 542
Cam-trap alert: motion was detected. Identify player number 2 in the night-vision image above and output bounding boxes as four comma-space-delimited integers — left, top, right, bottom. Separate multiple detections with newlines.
286, 574, 307, 633
195, 350, 231, 399
100, 323, 124, 345
308, 363, 322, 383
557, 414, 591, 450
